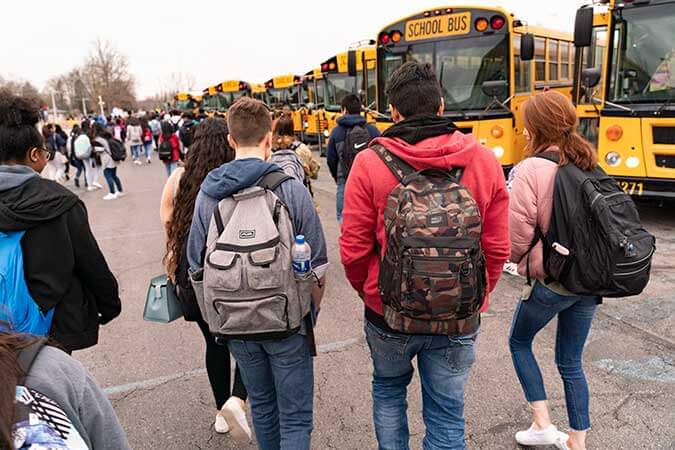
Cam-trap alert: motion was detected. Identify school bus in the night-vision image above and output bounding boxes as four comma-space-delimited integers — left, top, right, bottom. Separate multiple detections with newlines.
173, 92, 202, 113
264, 74, 304, 133
302, 68, 329, 145
322, 47, 378, 135
201, 80, 251, 114
372, 6, 574, 172
573, 0, 675, 199
251, 83, 267, 103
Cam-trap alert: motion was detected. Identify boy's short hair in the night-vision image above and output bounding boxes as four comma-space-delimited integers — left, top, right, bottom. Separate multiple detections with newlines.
385, 62, 442, 118
341, 94, 362, 115
227, 97, 272, 147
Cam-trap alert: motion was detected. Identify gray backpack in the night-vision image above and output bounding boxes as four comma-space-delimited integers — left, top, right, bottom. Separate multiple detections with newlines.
191, 172, 313, 339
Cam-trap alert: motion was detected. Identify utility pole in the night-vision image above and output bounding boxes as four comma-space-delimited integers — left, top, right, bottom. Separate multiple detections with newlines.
50, 90, 58, 124
82, 97, 88, 117
98, 95, 105, 117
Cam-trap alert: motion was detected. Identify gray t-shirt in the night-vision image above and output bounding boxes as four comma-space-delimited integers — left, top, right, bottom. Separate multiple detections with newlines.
24, 346, 130, 450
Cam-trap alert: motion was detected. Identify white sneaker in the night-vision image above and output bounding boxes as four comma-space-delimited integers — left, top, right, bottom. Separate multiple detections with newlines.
503, 262, 520, 276
214, 412, 229, 434
86, 186, 97, 192
515, 424, 568, 446
555, 435, 572, 450
103, 193, 117, 200
221, 397, 252, 441
115, 191, 125, 198
134, 160, 142, 166
92, 182, 103, 189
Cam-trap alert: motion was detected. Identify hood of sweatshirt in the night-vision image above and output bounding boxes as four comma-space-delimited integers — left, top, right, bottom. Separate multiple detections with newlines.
371, 115, 480, 171
336, 114, 367, 128
200, 157, 281, 200
0, 166, 80, 231
0, 165, 38, 192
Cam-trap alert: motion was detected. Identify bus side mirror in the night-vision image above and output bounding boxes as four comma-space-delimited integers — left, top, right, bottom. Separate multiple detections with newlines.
582, 68, 601, 89
481, 80, 508, 98
574, 6, 594, 47
348, 50, 357, 77
521, 33, 534, 61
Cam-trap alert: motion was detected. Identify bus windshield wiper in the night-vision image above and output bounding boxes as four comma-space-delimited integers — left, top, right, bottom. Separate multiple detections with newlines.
655, 91, 675, 115
439, 61, 468, 119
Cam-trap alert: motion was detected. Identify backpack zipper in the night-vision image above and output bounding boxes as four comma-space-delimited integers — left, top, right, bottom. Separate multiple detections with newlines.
589, 190, 625, 210
615, 247, 654, 267
614, 263, 650, 277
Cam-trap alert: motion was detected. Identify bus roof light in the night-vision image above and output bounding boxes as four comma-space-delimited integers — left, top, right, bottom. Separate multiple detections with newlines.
391, 31, 402, 43
434, 9, 442, 15
423, 11, 431, 17
445, 8, 453, 13
321, 63, 328, 72
491, 16, 505, 30
475, 17, 489, 32
379, 32, 390, 45
329, 62, 336, 70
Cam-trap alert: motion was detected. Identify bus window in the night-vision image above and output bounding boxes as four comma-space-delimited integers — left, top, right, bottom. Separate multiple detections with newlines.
535, 37, 546, 81
561, 42, 570, 80
514, 36, 532, 93
549, 39, 559, 81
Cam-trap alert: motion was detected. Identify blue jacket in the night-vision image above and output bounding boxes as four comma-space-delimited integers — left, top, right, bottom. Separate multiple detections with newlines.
326, 114, 380, 182
187, 157, 328, 273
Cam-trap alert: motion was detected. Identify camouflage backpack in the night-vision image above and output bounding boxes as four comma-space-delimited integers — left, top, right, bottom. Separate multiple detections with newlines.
374, 144, 486, 336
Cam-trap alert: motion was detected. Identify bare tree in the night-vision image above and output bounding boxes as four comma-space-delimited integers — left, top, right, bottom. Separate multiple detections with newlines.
82, 39, 137, 112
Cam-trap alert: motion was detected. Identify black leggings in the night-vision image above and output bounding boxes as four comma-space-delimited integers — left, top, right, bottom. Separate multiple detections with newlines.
196, 316, 247, 409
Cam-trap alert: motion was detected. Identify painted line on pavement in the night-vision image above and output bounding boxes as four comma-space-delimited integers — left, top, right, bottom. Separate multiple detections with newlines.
103, 336, 361, 397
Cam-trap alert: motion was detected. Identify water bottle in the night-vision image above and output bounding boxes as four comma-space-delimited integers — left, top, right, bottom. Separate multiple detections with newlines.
291, 235, 312, 279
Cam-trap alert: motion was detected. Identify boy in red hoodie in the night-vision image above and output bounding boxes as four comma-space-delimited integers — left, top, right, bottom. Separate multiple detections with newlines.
340, 62, 510, 449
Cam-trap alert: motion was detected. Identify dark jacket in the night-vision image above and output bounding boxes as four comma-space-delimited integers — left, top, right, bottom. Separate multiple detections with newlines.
0, 165, 121, 351
326, 114, 380, 182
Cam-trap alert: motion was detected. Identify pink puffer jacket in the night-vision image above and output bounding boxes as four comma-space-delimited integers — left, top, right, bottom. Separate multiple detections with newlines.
509, 148, 560, 279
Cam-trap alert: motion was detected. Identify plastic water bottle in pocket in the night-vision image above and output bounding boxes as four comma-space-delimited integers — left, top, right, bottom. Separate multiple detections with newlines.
291, 235, 311, 279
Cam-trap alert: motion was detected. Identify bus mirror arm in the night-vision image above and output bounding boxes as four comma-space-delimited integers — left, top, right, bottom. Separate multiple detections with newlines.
364, 106, 391, 120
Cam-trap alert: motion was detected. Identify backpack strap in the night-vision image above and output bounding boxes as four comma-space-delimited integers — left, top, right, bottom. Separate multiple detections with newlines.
258, 171, 293, 191
534, 151, 561, 165
449, 167, 464, 183
17, 340, 46, 385
372, 144, 415, 183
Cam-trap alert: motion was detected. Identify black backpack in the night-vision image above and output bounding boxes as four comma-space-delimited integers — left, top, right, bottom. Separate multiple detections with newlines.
179, 121, 195, 148
158, 139, 174, 161
337, 123, 372, 178
529, 152, 656, 297
107, 138, 127, 162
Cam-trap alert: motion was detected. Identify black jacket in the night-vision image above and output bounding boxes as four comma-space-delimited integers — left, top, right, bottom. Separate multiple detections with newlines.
0, 170, 120, 351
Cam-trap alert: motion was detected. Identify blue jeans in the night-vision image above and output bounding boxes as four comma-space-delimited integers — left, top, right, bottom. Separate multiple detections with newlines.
228, 334, 313, 450
336, 180, 345, 224
103, 167, 122, 194
509, 281, 598, 431
130, 144, 142, 161
365, 321, 477, 450
143, 142, 153, 160
164, 161, 177, 177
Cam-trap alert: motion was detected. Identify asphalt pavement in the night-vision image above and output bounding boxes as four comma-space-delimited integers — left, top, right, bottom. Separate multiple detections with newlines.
73, 153, 675, 450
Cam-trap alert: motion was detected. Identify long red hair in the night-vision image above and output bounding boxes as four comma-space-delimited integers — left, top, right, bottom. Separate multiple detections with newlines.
523, 90, 597, 171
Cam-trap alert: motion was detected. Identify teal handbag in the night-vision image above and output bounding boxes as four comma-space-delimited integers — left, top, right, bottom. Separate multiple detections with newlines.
143, 274, 183, 323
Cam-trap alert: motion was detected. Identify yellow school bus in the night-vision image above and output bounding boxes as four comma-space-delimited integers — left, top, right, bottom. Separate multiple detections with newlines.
251, 83, 267, 103
372, 6, 573, 173
174, 92, 202, 113
322, 47, 378, 134
302, 68, 328, 145
573, 0, 675, 199
264, 74, 304, 133
201, 80, 251, 114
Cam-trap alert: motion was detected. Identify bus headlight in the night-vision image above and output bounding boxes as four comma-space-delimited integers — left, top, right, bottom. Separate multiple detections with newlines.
492, 146, 505, 158
303, 122, 309, 128
324, 130, 330, 138
605, 152, 621, 167
626, 156, 640, 168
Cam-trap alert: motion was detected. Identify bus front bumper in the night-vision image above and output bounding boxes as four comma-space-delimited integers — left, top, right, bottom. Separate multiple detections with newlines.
613, 176, 675, 200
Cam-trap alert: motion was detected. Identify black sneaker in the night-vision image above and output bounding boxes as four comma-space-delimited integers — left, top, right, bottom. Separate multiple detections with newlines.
74, 178, 80, 188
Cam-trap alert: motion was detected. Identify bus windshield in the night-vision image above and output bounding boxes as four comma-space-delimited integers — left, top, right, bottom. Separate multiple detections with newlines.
174, 100, 196, 111
378, 34, 509, 115
267, 87, 301, 107
609, 3, 675, 104
325, 74, 356, 111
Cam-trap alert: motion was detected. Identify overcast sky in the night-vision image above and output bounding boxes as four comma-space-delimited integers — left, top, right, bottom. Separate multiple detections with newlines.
2, 0, 586, 98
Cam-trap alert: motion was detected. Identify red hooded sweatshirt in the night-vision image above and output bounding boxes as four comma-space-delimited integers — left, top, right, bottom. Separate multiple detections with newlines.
339, 118, 510, 329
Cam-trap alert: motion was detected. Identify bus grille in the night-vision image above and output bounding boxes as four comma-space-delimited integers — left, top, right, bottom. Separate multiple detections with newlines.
653, 127, 675, 145
655, 154, 675, 169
